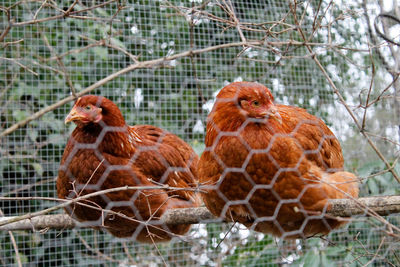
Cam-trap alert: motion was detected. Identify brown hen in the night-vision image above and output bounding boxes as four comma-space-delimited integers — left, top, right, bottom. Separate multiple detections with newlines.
57, 95, 200, 243
198, 82, 359, 238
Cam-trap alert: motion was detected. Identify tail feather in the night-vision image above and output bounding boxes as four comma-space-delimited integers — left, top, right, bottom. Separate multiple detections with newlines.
322, 171, 359, 199
304, 166, 359, 212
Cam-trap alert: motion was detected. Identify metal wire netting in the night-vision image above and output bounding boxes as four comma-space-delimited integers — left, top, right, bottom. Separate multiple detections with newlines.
0, 0, 399, 266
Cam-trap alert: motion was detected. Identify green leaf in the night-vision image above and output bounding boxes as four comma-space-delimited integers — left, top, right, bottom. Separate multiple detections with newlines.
111, 37, 127, 50
93, 47, 108, 60
324, 246, 345, 256
12, 110, 29, 121
48, 134, 65, 145
190, 140, 205, 156
320, 252, 335, 267
95, 7, 109, 17
32, 163, 43, 176
28, 130, 38, 142
343, 249, 359, 267
303, 251, 321, 267
15, 253, 28, 264
367, 178, 379, 195
357, 161, 383, 177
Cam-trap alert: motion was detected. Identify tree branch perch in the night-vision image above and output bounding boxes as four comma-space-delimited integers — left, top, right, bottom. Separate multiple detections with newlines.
0, 196, 399, 231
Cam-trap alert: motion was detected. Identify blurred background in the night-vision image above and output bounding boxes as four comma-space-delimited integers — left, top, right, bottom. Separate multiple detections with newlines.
0, 0, 399, 266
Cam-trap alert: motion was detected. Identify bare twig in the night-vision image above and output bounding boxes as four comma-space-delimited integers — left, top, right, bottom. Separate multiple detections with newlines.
0, 16, 13, 43
0, 209, 22, 267
0, 57, 38, 76
32, 0, 48, 20
362, 236, 386, 267
362, 0, 394, 75
78, 35, 139, 63
75, 231, 123, 264
9, 0, 119, 27
38, 27, 77, 97
361, 46, 376, 130
122, 242, 136, 265
0, 177, 57, 197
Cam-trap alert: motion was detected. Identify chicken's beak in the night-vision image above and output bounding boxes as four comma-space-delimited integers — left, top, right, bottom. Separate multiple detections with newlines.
265, 105, 282, 124
65, 107, 85, 124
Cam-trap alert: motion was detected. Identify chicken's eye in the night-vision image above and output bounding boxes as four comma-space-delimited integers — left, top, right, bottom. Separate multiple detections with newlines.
252, 101, 260, 107
84, 105, 91, 111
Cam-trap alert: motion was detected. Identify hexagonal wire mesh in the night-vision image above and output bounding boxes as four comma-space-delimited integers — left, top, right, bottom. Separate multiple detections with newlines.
0, 0, 399, 266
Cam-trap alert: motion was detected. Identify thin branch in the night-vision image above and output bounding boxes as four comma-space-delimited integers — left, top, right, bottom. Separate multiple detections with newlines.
361, 46, 376, 130
70, 0, 118, 14
122, 242, 136, 265
224, 0, 247, 43
0, 177, 57, 197
365, 131, 400, 147
362, 236, 386, 267
10, 0, 119, 27
32, 0, 48, 20
78, 35, 139, 63
38, 25, 77, 97
75, 231, 123, 264
0, 19, 13, 43
362, 0, 394, 75
0, 57, 38, 76
365, 73, 400, 108
0, 209, 22, 267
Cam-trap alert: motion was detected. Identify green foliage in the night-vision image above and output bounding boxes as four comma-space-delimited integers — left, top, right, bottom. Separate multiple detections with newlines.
223, 235, 279, 266
357, 160, 400, 196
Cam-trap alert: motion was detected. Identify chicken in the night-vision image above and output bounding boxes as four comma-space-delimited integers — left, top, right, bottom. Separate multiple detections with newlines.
198, 82, 359, 238
57, 95, 200, 243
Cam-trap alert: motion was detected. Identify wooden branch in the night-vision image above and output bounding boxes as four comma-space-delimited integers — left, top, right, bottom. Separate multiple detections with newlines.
0, 196, 399, 231
0, 214, 75, 231
328, 195, 400, 217
161, 207, 215, 224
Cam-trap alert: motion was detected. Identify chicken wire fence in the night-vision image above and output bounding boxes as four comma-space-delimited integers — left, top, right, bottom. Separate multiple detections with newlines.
0, 0, 400, 266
